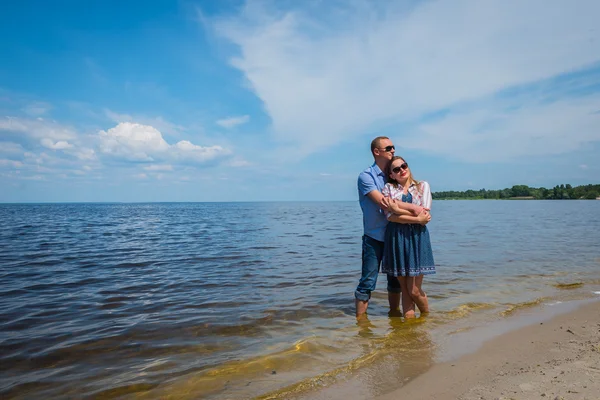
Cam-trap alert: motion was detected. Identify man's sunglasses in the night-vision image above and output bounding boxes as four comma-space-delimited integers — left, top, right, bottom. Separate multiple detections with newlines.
378, 145, 395, 152
392, 163, 408, 174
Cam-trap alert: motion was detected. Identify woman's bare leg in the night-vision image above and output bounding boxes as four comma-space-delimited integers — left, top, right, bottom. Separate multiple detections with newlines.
398, 277, 415, 318
414, 275, 429, 314
407, 276, 428, 315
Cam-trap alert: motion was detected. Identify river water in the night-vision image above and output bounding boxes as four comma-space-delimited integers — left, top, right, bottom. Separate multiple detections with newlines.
1, 200, 599, 399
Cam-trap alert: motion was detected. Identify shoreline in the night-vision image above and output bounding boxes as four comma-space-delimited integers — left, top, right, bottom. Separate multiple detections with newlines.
377, 299, 600, 400
256, 296, 600, 400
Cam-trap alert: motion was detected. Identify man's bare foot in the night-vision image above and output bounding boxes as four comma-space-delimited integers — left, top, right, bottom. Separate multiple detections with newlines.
404, 310, 416, 319
355, 299, 369, 319
356, 313, 370, 322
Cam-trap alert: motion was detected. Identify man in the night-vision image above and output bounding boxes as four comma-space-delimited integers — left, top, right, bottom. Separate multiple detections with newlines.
355, 136, 428, 318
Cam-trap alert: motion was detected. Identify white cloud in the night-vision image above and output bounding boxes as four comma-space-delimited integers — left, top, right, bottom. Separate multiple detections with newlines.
73, 147, 96, 160
0, 142, 23, 155
23, 102, 52, 116
579, 164, 589, 169
0, 159, 23, 168
406, 95, 600, 162
144, 164, 173, 171
0, 117, 101, 180
41, 138, 74, 150
105, 109, 134, 123
171, 139, 231, 162
216, 115, 250, 128
227, 157, 252, 167
104, 109, 185, 135
0, 113, 226, 184
23, 175, 44, 181
0, 117, 99, 169
98, 122, 230, 163
0, 116, 77, 141
99, 122, 169, 161
0, 117, 100, 165
209, 0, 600, 157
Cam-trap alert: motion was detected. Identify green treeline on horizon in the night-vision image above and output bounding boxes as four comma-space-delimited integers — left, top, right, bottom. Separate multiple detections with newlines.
432, 184, 600, 200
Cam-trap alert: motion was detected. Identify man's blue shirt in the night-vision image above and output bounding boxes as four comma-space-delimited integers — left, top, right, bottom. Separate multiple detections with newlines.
358, 163, 388, 242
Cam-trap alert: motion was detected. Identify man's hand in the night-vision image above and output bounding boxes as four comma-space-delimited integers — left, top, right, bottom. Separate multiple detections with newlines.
417, 210, 431, 225
380, 196, 391, 211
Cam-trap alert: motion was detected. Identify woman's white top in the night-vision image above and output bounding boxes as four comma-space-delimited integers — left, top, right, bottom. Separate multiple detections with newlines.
382, 181, 432, 218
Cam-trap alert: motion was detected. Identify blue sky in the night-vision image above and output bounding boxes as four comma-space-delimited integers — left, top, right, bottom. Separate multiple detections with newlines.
1, 0, 599, 202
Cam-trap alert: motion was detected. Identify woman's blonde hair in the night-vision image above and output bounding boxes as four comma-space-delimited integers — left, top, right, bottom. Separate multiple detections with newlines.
386, 156, 420, 190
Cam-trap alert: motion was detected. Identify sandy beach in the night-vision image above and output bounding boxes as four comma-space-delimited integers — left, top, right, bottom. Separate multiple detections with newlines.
377, 300, 600, 400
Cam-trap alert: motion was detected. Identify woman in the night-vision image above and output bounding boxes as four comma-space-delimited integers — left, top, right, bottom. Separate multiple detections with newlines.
381, 156, 435, 318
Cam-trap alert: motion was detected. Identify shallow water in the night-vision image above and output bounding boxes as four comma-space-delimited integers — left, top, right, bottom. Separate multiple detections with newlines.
1, 201, 599, 399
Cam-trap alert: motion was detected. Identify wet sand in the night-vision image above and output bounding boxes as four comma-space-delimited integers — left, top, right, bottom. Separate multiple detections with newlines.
377, 300, 600, 400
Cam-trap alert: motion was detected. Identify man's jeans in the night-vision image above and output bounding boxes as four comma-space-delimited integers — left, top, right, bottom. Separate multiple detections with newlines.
355, 235, 401, 302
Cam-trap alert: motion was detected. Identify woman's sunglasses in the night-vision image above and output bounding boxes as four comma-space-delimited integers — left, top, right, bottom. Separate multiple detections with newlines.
392, 163, 408, 174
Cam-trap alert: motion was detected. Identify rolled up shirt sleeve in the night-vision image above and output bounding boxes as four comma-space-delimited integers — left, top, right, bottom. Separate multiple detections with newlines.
421, 181, 432, 209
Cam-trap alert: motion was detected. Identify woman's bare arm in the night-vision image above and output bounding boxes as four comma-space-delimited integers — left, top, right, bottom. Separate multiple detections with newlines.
388, 211, 431, 225
367, 191, 422, 215
384, 197, 426, 216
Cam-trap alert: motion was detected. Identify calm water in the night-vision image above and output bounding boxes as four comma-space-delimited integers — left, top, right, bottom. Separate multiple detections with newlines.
1, 201, 599, 399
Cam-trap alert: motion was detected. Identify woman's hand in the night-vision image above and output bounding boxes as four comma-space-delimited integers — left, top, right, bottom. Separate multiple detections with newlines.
417, 210, 431, 225
412, 205, 430, 216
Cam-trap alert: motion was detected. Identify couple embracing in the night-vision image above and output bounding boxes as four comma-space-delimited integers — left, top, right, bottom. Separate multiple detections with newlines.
355, 136, 435, 319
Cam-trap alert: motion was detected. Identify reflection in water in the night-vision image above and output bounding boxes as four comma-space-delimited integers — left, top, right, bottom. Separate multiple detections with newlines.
264, 314, 436, 400
356, 317, 377, 339
376, 315, 435, 392
135, 315, 437, 400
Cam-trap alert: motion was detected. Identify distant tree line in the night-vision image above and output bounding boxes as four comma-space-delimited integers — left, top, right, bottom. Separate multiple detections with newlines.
432, 184, 600, 200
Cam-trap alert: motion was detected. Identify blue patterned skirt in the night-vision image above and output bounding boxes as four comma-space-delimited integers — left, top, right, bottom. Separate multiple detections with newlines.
382, 222, 436, 277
